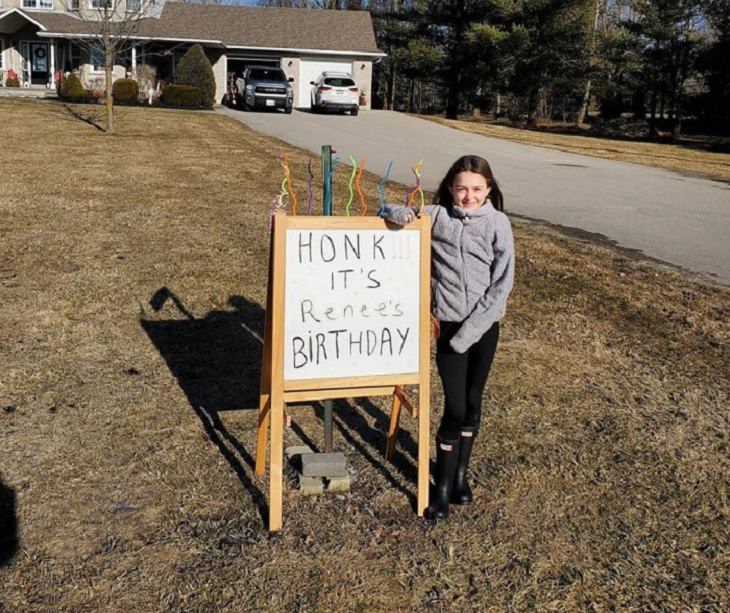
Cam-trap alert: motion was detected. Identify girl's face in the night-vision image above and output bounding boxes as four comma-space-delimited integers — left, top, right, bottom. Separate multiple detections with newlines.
449, 171, 491, 212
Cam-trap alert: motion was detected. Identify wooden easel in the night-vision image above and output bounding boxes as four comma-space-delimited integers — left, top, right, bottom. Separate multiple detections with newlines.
255, 213, 431, 531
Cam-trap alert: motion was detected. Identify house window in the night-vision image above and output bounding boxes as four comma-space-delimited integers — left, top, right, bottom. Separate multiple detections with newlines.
126, 0, 140, 11
22, 0, 54, 9
90, 48, 105, 73
89, 0, 112, 8
70, 0, 79, 9
66, 42, 82, 71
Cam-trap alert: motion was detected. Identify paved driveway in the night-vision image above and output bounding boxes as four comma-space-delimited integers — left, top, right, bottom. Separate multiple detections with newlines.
218, 107, 730, 284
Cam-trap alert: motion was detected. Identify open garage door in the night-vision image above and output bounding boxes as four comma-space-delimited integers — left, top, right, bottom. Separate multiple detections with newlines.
298, 58, 353, 108
227, 56, 280, 82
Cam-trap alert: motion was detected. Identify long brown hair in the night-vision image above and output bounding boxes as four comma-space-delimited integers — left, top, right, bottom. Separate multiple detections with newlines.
433, 155, 504, 212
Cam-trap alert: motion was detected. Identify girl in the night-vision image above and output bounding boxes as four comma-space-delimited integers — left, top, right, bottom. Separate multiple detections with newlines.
381, 155, 514, 520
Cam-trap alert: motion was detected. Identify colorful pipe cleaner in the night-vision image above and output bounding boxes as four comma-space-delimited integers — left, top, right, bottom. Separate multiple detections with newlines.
306, 156, 314, 215
279, 153, 298, 216
345, 155, 357, 216
405, 159, 424, 209
356, 158, 367, 216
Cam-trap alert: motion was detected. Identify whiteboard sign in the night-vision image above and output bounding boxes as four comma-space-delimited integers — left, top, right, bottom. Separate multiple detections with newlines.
284, 229, 421, 380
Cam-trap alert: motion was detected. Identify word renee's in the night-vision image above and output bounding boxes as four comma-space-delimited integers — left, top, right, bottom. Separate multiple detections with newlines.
299, 299, 403, 323
291, 326, 411, 368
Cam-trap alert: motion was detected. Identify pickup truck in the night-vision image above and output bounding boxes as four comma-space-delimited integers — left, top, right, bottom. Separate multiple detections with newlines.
237, 65, 294, 113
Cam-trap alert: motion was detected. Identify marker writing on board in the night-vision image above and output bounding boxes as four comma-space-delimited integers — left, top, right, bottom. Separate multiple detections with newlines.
327, 268, 381, 291
299, 299, 404, 323
297, 232, 393, 264
291, 326, 411, 368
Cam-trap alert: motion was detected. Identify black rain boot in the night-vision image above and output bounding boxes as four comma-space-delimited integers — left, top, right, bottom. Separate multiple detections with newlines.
451, 428, 476, 505
427, 437, 460, 521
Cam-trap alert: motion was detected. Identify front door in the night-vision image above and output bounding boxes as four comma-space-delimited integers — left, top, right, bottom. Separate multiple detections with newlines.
29, 43, 49, 86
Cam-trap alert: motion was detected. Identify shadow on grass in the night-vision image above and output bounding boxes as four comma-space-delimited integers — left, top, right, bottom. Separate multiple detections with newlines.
331, 398, 419, 511
140, 289, 268, 523
62, 103, 105, 132
141, 288, 422, 520
0, 476, 18, 567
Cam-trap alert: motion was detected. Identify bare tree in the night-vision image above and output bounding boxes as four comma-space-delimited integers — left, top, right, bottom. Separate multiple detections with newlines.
61, 0, 157, 133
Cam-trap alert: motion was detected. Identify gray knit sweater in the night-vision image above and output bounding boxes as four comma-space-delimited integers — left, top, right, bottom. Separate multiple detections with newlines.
381, 201, 515, 353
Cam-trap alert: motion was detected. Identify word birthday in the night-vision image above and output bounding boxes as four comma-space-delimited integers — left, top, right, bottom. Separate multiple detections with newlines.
291, 327, 411, 368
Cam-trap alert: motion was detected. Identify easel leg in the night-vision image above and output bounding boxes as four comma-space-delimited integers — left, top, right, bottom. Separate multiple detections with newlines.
417, 386, 430, 517
269, 394, 284, 532
255, 395, 270, 476
386, 390, 402, 461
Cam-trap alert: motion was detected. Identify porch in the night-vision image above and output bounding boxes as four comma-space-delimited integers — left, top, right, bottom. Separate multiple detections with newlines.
0, 84, 57, 99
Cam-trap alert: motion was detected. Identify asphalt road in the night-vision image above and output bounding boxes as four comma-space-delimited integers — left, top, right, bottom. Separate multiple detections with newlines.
218, 107, 730, 284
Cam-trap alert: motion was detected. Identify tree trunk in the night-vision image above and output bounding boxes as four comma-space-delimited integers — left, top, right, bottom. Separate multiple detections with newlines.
527, 87, 539, 126
659, 86, 665, 120
445, 68, 459, 119
105, 44, 114, 134
577, 78, 592, 125
496, 93, 501, 117
577, 0, 603, 126
672, 28, 691, 138
445, 0, 465, 119
388, 69, 396, 110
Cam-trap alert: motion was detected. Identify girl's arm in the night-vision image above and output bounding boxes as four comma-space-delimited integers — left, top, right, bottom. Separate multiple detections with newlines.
449, 214, 515, 353
380, 204, 439, 226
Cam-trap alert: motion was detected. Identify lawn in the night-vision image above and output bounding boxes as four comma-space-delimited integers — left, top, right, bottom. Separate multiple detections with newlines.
1, 99, 728, 611
418, 115, 730, 183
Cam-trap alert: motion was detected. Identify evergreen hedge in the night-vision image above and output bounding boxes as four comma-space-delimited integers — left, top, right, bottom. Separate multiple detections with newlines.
59, 73, 86, 102
112, 78, 139, 105
162, 84, 202, 108
175, 44, 216, 108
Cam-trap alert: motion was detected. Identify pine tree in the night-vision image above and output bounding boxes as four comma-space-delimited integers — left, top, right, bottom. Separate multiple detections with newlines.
176, 44, 216, 109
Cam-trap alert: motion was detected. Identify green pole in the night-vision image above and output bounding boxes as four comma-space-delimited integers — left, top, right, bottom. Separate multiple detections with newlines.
322, 145, 334, 452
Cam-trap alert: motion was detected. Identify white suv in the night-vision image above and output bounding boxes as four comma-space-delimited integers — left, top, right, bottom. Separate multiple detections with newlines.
310, 72, 360, 115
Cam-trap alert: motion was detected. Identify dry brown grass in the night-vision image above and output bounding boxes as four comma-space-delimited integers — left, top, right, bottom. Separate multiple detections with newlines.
418, 115, 730, 183
1, 99, 728, 612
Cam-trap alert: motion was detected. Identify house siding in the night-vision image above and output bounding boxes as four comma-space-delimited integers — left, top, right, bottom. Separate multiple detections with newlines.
208, 48, 225, 105
351, 59, 372, 110
281, 55, 299, 105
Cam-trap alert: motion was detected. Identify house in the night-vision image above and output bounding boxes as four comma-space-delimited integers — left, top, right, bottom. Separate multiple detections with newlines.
0, 1, 384, 108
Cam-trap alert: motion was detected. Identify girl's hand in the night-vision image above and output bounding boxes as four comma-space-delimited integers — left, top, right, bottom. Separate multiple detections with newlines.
402, 209, 417, 225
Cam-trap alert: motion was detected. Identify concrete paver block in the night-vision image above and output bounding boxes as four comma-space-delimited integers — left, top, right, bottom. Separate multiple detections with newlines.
300, 452, 348, 477
299, 475, 324, 496
285, 445, 313, 460
326, 475, 351, 493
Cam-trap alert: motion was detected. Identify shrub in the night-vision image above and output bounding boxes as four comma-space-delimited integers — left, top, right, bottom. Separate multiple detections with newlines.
6, 76, 20, 88
175, 44, 215, 108
60, 73, 86, 102
113, 78, 139, 105
161, 84, 202, 108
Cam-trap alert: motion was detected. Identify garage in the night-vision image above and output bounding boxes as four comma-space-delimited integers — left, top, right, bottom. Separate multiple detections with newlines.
298, 58, 355, 109
227, 55, 280, 83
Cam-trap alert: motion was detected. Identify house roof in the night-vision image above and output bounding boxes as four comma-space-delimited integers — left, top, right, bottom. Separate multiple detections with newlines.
16, 4, 384, 56
0, 7, 49, 34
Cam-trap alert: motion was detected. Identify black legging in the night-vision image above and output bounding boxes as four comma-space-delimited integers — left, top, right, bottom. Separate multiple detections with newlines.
435, 320, 500, 442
